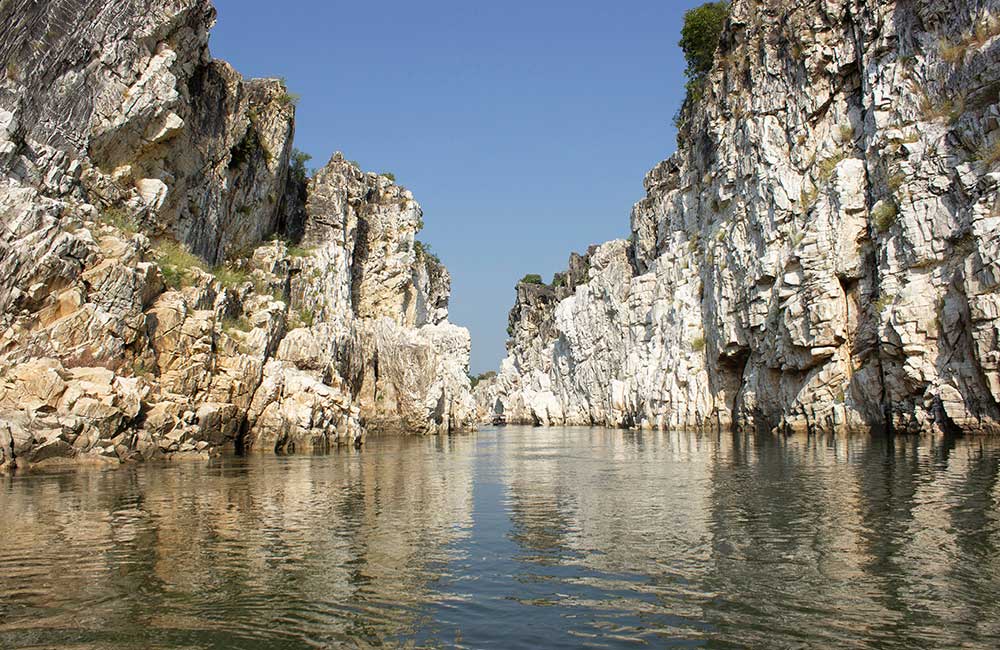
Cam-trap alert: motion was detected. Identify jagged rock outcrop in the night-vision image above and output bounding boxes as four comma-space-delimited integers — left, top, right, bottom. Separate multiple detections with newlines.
0, 1, 474, 471
479, 0, 1000, 435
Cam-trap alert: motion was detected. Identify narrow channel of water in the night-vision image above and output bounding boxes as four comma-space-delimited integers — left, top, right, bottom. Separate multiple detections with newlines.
1, 427, 998, 649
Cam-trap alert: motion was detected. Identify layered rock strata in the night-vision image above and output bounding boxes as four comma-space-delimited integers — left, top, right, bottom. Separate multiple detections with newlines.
479, 0, 1000, 435
0, 1, 474, 471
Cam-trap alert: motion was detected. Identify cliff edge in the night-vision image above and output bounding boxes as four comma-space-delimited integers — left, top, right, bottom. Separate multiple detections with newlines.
479, 0, 1000, 435
0, 0, 475, 471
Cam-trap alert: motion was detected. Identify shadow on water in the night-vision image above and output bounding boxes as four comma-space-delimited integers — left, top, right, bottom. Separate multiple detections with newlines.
1, 427, 999, 649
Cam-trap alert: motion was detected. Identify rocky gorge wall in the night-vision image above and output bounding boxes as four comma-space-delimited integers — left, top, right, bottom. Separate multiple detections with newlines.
0, 0, 475, 471
478, 0, 1000, 435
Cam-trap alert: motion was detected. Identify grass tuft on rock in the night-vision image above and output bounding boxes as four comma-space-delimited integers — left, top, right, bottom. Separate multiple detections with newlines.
213, 265, 250, 289
975, 139, 1000, 168
99, 207, 140, 235
155, 240, 206, 289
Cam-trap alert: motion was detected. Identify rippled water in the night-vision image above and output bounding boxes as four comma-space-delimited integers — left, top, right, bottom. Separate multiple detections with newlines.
2, 427, 1000, 649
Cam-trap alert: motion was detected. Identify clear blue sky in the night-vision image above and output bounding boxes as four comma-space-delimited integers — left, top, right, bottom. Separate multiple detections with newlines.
211, 0, 698, 374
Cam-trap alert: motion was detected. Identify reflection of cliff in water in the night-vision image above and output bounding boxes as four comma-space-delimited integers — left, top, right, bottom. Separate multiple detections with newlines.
498, 429, 1000, 646
500, 428, 720, 631
0, 435, 476, 648
2, 428, 999, 649
702, 433, 1000, 648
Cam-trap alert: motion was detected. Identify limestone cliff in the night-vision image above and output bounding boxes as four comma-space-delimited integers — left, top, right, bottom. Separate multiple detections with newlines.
0, 0, 474, 471
479, 0, 1000, 435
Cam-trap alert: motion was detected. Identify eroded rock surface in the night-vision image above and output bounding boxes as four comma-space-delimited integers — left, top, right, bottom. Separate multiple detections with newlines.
0, 1, 473, 471
479, 0, 1000, 435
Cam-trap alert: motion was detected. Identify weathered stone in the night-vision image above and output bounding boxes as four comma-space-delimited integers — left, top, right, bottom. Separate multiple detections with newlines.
0, 0, 475, 468
480, 0, 1000, 435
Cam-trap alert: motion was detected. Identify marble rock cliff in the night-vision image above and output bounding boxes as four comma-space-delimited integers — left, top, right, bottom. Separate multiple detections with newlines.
479, 0, 1000, 435
0, 0, 474, 471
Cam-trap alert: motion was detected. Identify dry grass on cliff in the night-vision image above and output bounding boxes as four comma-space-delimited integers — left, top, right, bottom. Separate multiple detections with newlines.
98, 207, 139, 235
940, 14, 1000, 63
213, 265, 250, 289
154, 240, 205, 289
976, 139, 1000, 168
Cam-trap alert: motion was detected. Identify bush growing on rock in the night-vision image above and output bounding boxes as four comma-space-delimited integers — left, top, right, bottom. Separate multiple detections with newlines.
469, 371, 497, 388
519, 274, 544, 286
872, 201, 899, 233
679, 2, 730, 97
414, 240, 441, 265
277, 77, 300, 107
290, 148, 312, 184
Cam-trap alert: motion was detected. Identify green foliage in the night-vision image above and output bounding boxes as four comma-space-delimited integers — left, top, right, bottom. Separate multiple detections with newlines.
99, 207, 139, 235
414, 240, 441, 266
679, 2, 730, 80
213, 265, 250, 289
277, 77, 300, 107
290, 148, 312, 185
290, 308, 315, 329
230, 127, 262, 169
691, 335, 706, 352
887, 173, 906, 193
677, 1, 730, 111
872, 201, 899, 233
381, 171, 396, 182
268, 233, 312, 258
222, 316, 253, 333
552, 274, 566, 288
519, 273, 544, 286
469, 371, 497, 389
154, 240, 206, 290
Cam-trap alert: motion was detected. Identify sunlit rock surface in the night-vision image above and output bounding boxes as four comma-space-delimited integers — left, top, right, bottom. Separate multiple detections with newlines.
0, 1, 473, 471
480, 0, 1000, 435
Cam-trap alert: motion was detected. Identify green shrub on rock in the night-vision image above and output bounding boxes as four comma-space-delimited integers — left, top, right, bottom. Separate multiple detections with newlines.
679, 2, 730, 100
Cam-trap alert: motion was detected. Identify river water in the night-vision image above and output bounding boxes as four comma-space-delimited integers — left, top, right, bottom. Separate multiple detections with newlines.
1, 426, 999, 649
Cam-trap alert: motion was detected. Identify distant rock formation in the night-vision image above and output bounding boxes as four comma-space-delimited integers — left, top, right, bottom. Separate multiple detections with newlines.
0, 0, 474, 471
478, 0, 1000, 435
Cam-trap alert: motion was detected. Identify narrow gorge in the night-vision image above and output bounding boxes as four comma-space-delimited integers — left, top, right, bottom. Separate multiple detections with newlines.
477, 0, 1000, 437
3, 2, 1000, 648
0, 0, 475, 472
2, 0, 1000, 474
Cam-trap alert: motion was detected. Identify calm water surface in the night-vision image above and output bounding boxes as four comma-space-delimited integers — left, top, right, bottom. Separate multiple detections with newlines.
1, 427, 999, 649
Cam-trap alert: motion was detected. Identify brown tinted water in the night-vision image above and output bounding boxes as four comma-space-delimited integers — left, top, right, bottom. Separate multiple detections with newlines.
1, 426, 999, 649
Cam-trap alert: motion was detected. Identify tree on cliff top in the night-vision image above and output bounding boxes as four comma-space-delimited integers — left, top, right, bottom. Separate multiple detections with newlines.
675, 2, 730, 132
679, 2, 730, 85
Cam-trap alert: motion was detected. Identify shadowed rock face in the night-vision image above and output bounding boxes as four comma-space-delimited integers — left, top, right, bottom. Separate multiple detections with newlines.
0, 1, 474, 472
479, 0, 1000, 435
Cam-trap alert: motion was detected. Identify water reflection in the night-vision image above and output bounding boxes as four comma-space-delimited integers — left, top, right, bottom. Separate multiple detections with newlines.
1, 428, 998, 649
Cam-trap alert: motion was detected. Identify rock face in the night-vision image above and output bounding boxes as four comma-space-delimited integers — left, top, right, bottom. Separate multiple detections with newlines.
0, 1, 474, 471
479, 0, 1000, 435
